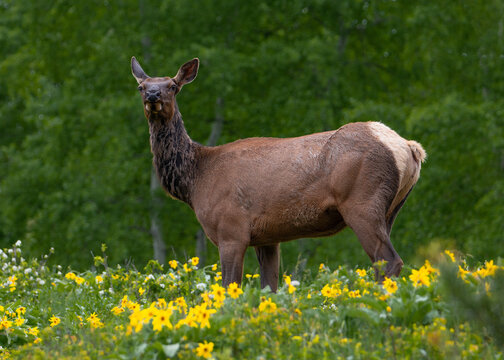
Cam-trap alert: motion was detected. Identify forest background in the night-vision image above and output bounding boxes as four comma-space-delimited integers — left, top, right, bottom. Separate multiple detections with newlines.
1, 0, 503, 274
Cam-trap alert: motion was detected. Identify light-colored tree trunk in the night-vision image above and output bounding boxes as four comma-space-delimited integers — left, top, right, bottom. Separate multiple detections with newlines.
139, 0, 166, 264
195, 97, 224, 265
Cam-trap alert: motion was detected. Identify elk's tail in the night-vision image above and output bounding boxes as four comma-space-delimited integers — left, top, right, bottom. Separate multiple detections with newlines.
407, 140, 426, 164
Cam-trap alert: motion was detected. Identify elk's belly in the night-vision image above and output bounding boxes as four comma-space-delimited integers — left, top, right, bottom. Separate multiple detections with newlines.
249, 205, 346, 246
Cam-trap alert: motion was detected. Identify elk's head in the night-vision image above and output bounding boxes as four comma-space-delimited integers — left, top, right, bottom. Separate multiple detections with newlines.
131, 57, 199, 121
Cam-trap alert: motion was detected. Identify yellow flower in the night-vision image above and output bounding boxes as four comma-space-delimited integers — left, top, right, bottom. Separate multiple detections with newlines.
168, 260, 178, 269
111, 306, 125, 315
211, 263, 218, 271
409, 267, 431, 287
175, 297, 188, 313
152, 308, 173, 331
348, 290, 361, 298
386, 306, 392, 312
28, 326, 39, 336
284, 275, 291, 285
34, 337, 42, 344
211, 284, 226, 303
65, 272, 76, 280
191, 257, 199, 267
95, 275, 104, 284
157, 298, 167, 309
0, 316, 13, 330
288, 284, 296, 294
183, 263, 192, 272
14, 317, 25, 326
74, 276, 85, 285
121, 295, 129, 308
319, 263, 325, 272
258, 298, 277, 314
356, 269, 367, 277
195, 341, 214, 359
444, 250, 455, 262
383, 277, 398, 294
321, 284, 341, 298
49, 315, 61, 327
16, 307, 26, 316
138, 287, 145, 295
192, 303, 216, 329
111, 274, 120, 280
227, 282, 243, 299
86, 313, 104, 329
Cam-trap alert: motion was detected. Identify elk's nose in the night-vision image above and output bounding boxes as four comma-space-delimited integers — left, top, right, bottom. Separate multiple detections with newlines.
146, 90, 161, 102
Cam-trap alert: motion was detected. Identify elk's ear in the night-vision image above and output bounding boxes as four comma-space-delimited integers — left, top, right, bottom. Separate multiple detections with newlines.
174, 58, 199, 86
131, 56, 149, 84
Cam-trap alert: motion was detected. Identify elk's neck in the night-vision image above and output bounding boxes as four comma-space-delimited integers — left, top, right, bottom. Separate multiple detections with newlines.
148, 106, 199, 207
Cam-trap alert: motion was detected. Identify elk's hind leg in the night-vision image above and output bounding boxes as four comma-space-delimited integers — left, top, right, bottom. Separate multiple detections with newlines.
255, 244, 280, 292
341, 206, 403, 280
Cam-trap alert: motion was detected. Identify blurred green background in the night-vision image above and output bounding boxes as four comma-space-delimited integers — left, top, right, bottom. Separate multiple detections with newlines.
1, 0, 503, 274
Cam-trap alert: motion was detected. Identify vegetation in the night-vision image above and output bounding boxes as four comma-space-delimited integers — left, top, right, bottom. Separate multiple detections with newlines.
0, 242, 502, 359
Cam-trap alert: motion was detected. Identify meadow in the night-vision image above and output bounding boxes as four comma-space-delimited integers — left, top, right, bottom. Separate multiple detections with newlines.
0, 241, 502, 359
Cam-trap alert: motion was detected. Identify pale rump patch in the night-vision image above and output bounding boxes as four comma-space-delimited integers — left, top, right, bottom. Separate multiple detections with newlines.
366, 122, 424, 216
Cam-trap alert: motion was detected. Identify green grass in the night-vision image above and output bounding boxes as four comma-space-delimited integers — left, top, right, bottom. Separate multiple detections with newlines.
0, 242, 502, 359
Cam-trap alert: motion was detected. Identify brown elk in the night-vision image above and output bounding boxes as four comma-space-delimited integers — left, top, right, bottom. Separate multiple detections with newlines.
131, 57, 426, 292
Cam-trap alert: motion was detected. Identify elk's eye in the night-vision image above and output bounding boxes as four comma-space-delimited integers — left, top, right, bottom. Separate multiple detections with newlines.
171, 85, 177, 91
137, 86, 143, 91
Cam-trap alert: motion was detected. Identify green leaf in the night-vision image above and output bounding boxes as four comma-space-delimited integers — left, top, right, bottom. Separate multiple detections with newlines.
162, 343, 180, 358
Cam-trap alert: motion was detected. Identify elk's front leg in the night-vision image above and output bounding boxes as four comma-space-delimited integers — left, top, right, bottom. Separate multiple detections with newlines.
254, 244, 280, 292
218, 242, 248, 288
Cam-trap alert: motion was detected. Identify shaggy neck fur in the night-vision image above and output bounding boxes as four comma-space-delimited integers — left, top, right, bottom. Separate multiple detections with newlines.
148, 103, 199, 207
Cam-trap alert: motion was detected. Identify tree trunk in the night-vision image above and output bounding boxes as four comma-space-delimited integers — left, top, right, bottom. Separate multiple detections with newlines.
195, 97, 224, 265
139, 0, 165, 264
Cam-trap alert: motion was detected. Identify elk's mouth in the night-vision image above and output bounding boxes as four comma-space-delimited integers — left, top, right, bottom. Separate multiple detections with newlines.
145, 102, 163, 112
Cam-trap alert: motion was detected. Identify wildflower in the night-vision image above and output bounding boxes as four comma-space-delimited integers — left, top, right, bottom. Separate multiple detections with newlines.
444, 250, 455, 262
193, 303, 217, 329
211, 284, 226, 303
111, 274, 120, 280
258, 298, 277, 314
111, 306, 125, 315
49, 315, 61, 327
138, 287, 145, 295
34, 337, 42, 344
168, 260, 177, 269
215, 272, 222, 281
14, 317, 25, 326
190, 257, 199, 267
86, 313, 104, 329
194, 341, 214, 359
458, 266, 470, 280
157, 298, 167, 309
0, 316, 12, 330
95, 275, 104, 284
478, 260, 498, 278
409, 266, 431, 287
152, 308, 173, 331
383, 277, 398, 294
15, 307, 26, 316
65, 272, 76, 280
74, 276, 85, 285
227, 282, 243, 299
183, 263, 192, 272
121, 295, 129, 308
348, 290, 361, 298
321, 284, 341, 298
170, 297, 186, 314
28, 327, 39, 336
423, 260, 439, 276
211, 263, 218, 271
196, 283, 207, 291
356, 269, 367, 277
319, 263, 325, 272
386, 306, 392, 312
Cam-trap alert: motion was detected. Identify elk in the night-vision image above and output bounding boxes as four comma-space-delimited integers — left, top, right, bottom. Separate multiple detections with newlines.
131, 57, 426, 292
